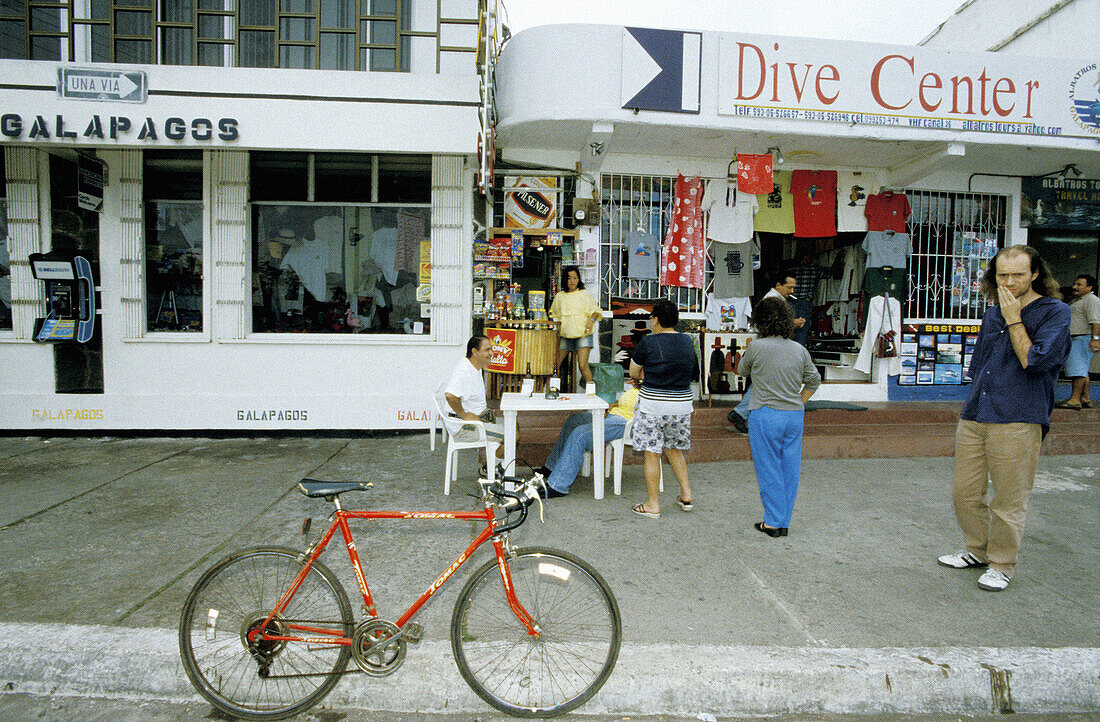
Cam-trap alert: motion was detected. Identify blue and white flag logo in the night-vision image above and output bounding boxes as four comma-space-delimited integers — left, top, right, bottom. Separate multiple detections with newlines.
1069, 64, 1100, 134
621, 27, 701, 114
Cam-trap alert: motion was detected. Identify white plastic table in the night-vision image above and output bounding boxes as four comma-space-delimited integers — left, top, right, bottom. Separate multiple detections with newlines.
499, 392, 611, 499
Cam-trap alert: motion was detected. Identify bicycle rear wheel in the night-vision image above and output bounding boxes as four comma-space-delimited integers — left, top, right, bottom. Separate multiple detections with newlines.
179, 546, 353, 720
450, 547, 621, 717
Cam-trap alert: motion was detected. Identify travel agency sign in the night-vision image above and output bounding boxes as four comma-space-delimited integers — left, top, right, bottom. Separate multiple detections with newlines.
714, 33, 1099, 140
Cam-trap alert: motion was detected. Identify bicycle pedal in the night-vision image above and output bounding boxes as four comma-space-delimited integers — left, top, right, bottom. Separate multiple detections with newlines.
401, 622, 423, 644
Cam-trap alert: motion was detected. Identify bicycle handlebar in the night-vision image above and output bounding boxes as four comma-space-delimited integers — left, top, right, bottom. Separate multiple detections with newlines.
485, 477, 543, 534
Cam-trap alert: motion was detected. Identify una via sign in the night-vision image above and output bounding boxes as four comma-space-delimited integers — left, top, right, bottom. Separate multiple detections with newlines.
58, 68, 147, 103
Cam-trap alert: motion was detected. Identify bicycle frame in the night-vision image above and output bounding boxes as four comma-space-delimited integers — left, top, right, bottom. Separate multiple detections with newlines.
251, 498, 539, 650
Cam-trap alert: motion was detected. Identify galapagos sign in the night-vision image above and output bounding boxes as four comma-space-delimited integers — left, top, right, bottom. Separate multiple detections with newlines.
716, 34, 1095, 139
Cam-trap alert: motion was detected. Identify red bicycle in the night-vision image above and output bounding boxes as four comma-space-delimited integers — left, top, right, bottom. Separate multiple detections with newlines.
178, 475, 621, 719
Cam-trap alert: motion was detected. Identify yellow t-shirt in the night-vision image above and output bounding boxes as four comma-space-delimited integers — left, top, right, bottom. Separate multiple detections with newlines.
608, 387, 639, 420
550, 289, 599, 338
753, 169, 796, 234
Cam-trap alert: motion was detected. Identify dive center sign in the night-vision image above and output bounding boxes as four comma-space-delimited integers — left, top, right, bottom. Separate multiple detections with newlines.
58, 68, 147, 103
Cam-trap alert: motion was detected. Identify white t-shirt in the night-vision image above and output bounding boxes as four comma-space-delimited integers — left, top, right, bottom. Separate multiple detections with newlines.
835, 170, 878, 232
443, 358, 487, 416
705, 295, 752, 331
702, 180, 758, 244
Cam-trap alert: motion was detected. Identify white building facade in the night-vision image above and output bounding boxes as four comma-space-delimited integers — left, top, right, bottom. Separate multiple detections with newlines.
0, 1, 483, 431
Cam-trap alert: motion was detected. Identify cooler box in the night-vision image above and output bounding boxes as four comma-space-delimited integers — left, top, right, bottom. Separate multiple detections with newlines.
591, 362, 625, 404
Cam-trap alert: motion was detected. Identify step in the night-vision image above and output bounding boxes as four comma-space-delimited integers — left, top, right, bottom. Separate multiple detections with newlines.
503, 403, 1098, 466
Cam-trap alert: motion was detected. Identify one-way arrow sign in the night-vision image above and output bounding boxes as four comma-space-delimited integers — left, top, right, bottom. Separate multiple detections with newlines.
58, 68, 147, 103
621, 27, 701, 114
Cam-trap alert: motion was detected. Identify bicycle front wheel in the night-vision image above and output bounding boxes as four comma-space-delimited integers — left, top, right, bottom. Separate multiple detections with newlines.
179, 546, 353, 720
450, 547, 621, 717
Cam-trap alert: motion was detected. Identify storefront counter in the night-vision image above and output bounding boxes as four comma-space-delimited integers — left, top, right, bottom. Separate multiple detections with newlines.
485, 320, 560, 397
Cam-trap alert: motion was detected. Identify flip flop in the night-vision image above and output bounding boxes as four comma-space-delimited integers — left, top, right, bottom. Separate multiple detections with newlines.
676, 496, 694, 512
1054, 401, 1082, 410
631, 503, 660, 519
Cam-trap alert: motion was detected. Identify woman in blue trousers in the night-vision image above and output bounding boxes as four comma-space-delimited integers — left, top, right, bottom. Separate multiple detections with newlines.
737, 297, 821, 537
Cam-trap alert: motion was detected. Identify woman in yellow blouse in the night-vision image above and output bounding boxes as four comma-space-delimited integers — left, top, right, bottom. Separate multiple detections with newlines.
550, 265, 601, 385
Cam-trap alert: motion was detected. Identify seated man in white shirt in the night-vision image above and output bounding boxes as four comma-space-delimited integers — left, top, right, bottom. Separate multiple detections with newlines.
444, 335, 506, 475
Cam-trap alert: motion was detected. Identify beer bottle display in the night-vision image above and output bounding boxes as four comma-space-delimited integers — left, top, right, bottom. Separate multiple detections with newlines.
545, 364, 560, 399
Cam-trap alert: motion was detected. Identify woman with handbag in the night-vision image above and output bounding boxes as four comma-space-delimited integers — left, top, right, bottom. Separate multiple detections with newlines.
550, 265, 602, 385
737, 297, 821, 537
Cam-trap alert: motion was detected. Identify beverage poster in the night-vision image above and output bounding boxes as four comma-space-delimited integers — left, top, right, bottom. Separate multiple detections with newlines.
487, 328, 517, 373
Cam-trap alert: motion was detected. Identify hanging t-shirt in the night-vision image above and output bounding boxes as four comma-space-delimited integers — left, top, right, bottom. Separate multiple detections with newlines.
702, 180, 758, 244
862, 266, 908, 301
660, 174, 705, 289
625, 229, 660, 280
865, 191, 911, 232
753, 169, 795, 234
705, 295, 752, 331
736, 154, 774, 194
711, 237, 759, 298
862, 230, 912, 269
836, 170, 878, 232
790, 170, 837, 238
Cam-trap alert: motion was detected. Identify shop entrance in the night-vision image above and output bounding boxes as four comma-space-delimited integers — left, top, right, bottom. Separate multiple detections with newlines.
1028, 231, 1100, 296
48, 153, 103, 394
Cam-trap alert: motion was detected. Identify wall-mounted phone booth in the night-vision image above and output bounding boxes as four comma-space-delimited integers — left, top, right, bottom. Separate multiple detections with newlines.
28, 252, 98, 344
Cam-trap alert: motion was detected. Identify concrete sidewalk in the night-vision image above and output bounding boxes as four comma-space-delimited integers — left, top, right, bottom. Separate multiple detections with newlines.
0, 434, 1096, 717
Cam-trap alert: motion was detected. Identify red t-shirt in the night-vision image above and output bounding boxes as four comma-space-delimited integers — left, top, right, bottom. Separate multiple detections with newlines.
789, 170, 837, 238
736, 154, 773, 194
865, 192, 911, 232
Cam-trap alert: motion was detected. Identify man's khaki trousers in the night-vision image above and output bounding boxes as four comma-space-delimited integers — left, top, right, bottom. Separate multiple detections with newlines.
952, 419, 1041, 576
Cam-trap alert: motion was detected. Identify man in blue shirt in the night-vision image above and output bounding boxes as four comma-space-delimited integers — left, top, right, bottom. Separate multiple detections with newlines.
937, 245, 1070, 592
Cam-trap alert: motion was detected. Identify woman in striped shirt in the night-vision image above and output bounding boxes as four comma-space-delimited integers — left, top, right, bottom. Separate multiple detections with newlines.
629, 299, 696, 519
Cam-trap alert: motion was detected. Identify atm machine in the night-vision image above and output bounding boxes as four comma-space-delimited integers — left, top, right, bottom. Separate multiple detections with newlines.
28, 252, 98, 344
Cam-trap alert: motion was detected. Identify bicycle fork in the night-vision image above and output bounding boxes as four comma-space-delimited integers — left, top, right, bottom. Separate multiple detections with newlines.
492, 536, 541, 638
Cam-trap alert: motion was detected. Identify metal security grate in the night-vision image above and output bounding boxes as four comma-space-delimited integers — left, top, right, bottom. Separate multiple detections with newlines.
599, 173, 710, 312
905, 189, 1007, 322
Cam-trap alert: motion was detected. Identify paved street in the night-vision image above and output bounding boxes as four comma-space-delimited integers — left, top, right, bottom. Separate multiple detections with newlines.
0, 434, 1097, 718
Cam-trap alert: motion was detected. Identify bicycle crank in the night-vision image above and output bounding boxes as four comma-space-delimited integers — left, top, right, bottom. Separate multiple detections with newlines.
351, 619, 406, 676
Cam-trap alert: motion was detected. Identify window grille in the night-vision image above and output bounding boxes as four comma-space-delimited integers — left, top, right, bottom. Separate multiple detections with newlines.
905, 189, 1007, 322
599, 173, 709, 312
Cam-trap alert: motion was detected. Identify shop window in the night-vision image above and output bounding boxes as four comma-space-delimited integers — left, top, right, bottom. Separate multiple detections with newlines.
905, 189, 1007, 322
250, 151, 308, 201
144, 150, 204, 332
251, 204, 430, 334
0, 159, 9, 331
2, 0, 472, 71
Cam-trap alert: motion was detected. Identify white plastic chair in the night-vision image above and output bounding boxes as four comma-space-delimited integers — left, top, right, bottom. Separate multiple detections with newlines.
584, 418, 662, 496
433, 391, 500, 495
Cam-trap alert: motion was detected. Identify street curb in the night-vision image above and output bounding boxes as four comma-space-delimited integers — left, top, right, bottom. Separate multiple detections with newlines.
0, 623, 1098, 716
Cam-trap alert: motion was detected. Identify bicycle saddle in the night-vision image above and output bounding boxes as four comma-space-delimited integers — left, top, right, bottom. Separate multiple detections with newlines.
297, 478, 373, 498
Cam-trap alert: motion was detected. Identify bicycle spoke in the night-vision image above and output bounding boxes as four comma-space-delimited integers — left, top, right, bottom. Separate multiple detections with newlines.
180, 548, 352, 719
451, 548, 621, 717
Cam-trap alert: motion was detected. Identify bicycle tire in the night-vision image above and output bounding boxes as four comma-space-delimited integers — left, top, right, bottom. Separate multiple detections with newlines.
450, 547, 621, 717
179, 546, 353, 720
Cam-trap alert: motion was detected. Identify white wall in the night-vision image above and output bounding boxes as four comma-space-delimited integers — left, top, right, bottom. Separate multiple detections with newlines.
922, 0, 1100, 56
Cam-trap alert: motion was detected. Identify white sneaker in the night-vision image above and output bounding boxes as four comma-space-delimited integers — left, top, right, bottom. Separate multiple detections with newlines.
937, 551, 988, 569
978, 568, 1010, 591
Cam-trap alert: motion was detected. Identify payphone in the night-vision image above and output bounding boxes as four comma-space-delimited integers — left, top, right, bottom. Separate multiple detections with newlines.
28, 252, 98, 343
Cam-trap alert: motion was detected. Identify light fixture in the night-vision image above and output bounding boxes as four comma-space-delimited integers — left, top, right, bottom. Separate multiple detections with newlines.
767, 146, 784, 165
589, 141, 605, 157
